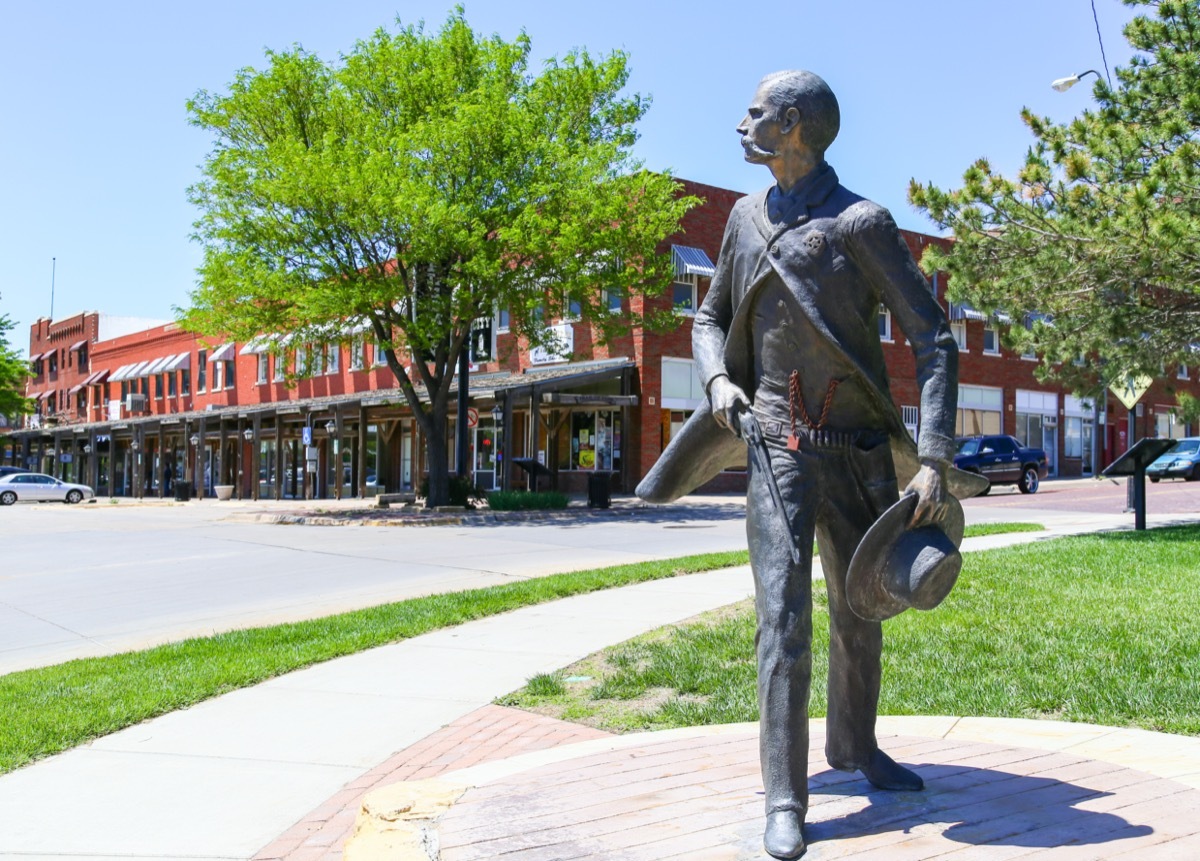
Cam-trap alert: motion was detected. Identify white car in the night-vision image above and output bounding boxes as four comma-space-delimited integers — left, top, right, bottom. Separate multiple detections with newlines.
0, 473, 95, 505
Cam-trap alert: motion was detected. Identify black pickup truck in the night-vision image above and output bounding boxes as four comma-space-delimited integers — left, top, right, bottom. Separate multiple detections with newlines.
953, 435, 1050, 494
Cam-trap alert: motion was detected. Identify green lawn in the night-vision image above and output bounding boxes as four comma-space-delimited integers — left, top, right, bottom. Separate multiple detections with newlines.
500, 525, 1200, 736
0, 550, 747, 774
0, 520, 1044, 774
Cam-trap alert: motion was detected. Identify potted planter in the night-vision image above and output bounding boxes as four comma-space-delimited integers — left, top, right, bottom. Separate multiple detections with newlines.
214, 485, 235, 501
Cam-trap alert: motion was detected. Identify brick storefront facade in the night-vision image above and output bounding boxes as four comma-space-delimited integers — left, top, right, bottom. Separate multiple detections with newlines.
6, 178, 1200, 498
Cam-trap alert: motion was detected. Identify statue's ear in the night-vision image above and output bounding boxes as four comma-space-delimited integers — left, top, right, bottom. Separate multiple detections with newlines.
780, 106, 801, 135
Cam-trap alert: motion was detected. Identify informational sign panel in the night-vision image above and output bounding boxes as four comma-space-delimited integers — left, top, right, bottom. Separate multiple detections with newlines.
302, 426, 313, 446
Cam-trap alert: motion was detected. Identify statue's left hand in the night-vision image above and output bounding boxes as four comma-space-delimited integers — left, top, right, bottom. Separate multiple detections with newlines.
904, 460, 949, 528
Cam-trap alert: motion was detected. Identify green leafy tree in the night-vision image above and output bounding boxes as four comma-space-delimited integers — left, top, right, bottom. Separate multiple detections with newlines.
910, 0, 1200, 391
0, 298, 32, 422
182, 10, 695, 505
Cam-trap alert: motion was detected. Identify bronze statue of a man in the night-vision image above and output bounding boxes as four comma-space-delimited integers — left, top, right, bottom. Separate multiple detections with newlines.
637, 70, 981, 859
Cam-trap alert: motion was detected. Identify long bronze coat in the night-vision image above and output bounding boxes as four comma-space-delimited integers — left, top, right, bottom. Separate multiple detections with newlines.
637, 165, 987, 503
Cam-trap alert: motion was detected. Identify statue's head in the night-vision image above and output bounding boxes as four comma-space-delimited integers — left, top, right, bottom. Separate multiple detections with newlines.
738, 70, 840, 165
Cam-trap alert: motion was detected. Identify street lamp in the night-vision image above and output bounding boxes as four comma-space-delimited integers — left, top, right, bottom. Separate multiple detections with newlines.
1051, 69, 1101, 92
243, 428, 255, 441
324, 420, 336, 435
190, 434, 200, 446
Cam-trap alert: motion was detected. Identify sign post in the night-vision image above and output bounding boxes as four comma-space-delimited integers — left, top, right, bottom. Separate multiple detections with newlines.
1109, 375, 1152, 514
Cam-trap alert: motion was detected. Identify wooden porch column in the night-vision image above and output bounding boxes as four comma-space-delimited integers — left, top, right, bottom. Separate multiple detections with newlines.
251, 415, 262, 501
196, 416, 207, 500
357, 405, 368, 498
156, 424, 166, 498
334, 409, 344, 500
274, 415, 285, 501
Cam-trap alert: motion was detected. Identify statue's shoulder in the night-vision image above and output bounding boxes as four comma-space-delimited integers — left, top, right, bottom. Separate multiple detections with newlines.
829, 187, 898, 235
730, 188, 767, 221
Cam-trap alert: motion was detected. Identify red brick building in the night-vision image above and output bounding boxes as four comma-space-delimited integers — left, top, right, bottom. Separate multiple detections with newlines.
6, 178, 1199, 499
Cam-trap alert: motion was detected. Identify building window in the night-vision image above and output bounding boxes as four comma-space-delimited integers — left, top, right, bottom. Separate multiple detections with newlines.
296, 345, 309, 376
49, 351, 58, 375
155, 374, 164, 399
77, 343, 89, 371
31, 358, 44, 378
902, 405, 919, 441
197, 351, 208, 392
213, 360, 223, 391
181, 369, 191, 395
374, 340, 388, 366
326, 343, 340, 374
274, 352, 287, 381
603, 289, 622, 314
257, 353, 269, 384
566, 295, 582, 320
878, 305, 892, 342
168, 372, 177, 397
983, 326, 999, 354
950, 321, 967, 351
672, 278, 698, 315
956, 385, 1003, 436
223, 359, 235, 388
310, 345, 325, 376
1179, 364, 1189, 380
496, 307, 510, 332
562, 410, 620, 472
350, 337, 365, 371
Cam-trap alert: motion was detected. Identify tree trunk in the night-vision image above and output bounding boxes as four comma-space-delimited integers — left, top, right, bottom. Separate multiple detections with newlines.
422, 399, 452, 507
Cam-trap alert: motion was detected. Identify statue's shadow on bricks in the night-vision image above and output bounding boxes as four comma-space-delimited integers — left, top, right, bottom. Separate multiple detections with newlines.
800, 762, 1155, 851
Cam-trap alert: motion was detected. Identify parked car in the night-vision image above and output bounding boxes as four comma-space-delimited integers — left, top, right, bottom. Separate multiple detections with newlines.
1146, 437, 1200, 482
0, 473, 95, 505
953, 435, 1050, 494
0, 466, 29, 478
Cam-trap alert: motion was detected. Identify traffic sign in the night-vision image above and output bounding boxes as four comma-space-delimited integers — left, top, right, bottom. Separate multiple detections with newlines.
1110, 375, 1152, 411
466, 407, 479, 428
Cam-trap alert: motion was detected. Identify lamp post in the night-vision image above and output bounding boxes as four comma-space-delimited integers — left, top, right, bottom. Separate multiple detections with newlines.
1051, 69, 1101, 92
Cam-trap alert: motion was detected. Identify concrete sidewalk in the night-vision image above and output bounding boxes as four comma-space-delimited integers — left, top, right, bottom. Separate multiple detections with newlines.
0, 511, 1196, 860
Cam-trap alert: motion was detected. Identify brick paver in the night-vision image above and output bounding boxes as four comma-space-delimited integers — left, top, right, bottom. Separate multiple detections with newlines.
253, 704, 611, 861
433, 727, 1200, 860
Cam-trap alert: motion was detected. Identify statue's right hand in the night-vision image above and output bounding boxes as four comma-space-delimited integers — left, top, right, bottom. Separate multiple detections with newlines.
709, 376, 750, 437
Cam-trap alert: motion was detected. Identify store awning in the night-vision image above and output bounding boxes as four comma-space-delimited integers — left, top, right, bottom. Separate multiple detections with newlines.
127, 360, 153, 378
165, 351, 191, 371
142, 357, 167, 375
209, 343, 236, 362
239, 336, 276, 355
38, 391, 53, 401
949, 301, 987, 322
83, 369, 110, 385
28, 351, 44, 363
671, 244, 716, 278
68, 384, 84, 395
69, 339, 87, 351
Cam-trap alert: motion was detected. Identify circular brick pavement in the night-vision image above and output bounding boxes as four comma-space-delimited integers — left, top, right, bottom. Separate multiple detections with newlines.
432, 725, 1200, 860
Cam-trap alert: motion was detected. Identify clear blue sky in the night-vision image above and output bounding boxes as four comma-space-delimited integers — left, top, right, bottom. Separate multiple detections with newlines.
1, 0, 1136, 357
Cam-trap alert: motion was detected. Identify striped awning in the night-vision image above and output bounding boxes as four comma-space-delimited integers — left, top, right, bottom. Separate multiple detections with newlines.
948, 301, 987, 322
209, 342, 236, 362
83, 369, 110, 385
68, 384, 84, 395
239, 335, 276, 355
69, 339, 87, 351
127, 360, 153, 378
671, 244, 716, 278
165, 352, 191, 371
142, 357, 168, 375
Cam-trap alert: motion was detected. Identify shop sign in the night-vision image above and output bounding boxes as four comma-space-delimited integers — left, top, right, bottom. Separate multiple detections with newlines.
529, 324, 573, 365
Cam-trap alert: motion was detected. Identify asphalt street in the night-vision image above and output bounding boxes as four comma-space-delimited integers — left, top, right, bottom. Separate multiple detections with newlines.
2, 476, 1196, 676
0, 498, 747, 674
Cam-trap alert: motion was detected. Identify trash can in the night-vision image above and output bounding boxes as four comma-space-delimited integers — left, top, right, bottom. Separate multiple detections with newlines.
587, 471, 611, 509
174, 481, 192, 502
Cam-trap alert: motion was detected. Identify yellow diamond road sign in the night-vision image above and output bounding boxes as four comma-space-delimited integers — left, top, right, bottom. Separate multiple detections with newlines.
1110, 375, 1153, 410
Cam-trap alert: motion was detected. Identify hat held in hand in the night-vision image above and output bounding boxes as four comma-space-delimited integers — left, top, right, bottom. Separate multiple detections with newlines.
847, 492, 965, 622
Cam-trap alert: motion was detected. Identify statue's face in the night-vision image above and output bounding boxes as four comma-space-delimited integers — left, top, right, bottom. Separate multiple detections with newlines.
737, 82, 793, 165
